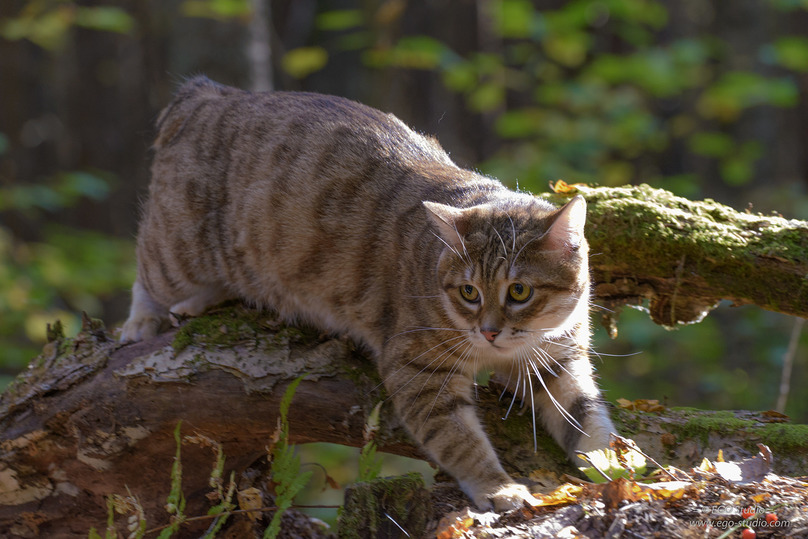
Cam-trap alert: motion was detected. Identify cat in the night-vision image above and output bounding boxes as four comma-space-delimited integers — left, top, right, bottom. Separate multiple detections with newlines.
121, 76, 616, 511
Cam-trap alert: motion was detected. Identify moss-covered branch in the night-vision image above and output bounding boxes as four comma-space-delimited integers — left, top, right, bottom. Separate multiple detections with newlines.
540, 184, 808, 327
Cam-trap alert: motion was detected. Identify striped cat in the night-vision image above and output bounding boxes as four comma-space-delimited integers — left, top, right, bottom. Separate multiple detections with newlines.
121, 76, 615, 511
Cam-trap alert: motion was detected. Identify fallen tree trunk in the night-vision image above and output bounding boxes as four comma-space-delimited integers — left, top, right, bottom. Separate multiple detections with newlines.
1, 306, 806, 537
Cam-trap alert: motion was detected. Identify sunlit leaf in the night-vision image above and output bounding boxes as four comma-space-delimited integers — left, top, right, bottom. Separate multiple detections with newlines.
578, 445, 647, 483
74, 7, 135, 34
770, 36, 808, 71
468, 82, 504, 112
688, 132, 734, 158
181, 0, 250, 19
530, 483, 582, 507
317, 9, 363, 31
282, 47, 328, 79
367, 36, 451, 70
493, 0, 535, 39
544, 31, 590, 68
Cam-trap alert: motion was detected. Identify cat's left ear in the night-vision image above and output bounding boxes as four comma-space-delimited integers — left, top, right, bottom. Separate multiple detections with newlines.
544, 195, 586, 253
423, 201, 469, 249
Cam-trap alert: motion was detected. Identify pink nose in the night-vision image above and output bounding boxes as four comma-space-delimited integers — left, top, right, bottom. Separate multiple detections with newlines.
481, 330, 500, 342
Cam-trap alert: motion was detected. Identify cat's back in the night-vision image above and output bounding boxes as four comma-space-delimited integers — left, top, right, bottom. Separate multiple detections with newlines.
151, 76, 454, 182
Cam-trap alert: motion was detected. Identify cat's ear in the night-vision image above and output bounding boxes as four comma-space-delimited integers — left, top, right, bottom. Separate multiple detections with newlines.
423, 201, 469, 249
544, 195, 586, 253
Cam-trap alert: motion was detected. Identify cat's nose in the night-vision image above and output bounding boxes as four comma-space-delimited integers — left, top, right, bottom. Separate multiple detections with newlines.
481, 329, 500, 342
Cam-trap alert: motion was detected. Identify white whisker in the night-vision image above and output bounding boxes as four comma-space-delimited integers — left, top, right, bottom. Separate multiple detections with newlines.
385, 326, 468, 343
372, 334, 468, 394
526, 357, 586, 436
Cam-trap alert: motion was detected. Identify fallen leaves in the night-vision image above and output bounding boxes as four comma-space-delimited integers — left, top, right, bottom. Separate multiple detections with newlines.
616, 398, 666, 413
435, 435, 808, 538
549, 179, 590, 195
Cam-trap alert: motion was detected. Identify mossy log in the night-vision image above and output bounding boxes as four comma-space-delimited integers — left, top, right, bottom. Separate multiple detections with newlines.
540, 184, 808, 327
1, 307, 807, 537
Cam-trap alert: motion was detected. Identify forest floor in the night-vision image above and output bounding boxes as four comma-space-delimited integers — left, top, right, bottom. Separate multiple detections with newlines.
426, 443, 808, 539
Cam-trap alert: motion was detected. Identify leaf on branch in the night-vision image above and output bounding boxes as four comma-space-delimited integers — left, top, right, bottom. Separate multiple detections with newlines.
549, 179, 590, 195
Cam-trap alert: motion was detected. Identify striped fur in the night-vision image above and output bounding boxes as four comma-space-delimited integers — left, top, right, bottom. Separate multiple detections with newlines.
121, 76, 616, 511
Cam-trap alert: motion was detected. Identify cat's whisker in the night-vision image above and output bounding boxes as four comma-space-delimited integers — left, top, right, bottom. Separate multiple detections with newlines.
526, 357, 586, 436
518, 352, 539, 452
507, 214, 516, 254
588, 301, 613, 313
491, 222, 508, 258
385, 326, 468, 343
531, 344, 574, 377
431, 231, 473, 271
530, 347, 560, 377
415, 341, 468, 402
502, 365, 521, 420
372, 334, 468, 395
509, 233, 543, 273
498, 362, 517, 402
420, 340, 475, 431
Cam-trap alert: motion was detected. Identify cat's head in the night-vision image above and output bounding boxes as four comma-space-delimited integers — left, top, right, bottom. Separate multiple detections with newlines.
424, 195, 590, 362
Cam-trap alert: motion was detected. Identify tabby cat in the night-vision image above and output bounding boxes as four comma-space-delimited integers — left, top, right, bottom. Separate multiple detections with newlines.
121, 76, 615, 511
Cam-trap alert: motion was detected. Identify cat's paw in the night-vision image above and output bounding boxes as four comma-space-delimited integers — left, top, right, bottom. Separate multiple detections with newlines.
477, 483, 540, 513
119, 314, 163, 343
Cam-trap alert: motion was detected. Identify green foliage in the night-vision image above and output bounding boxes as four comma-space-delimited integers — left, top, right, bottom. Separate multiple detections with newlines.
0, 221, 135, 381
314, 0, 808, 193
358, 403, 384, 483
158, 422, 188, 538
1, 1, 134, 50
282, 47, 329, 79
264, 376, 313, 539
181, 0, 249, 20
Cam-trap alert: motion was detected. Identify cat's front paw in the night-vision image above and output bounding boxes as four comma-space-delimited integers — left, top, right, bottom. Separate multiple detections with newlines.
477, 483, 540, 513
120, 314, 163, 342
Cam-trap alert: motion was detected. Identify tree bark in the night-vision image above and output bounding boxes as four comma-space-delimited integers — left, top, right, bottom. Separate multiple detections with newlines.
1, 186, 807, 536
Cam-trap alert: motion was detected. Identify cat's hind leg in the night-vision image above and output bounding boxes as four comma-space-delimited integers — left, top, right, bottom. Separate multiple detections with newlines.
120, 279, 169, 342
169, 285, 233, 317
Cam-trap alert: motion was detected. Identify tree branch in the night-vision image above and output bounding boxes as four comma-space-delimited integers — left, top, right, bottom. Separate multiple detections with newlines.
540, 184, 808, 327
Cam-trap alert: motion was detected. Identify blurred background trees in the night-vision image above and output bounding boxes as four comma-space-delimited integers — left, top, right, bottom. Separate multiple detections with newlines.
1, 0, 806, 419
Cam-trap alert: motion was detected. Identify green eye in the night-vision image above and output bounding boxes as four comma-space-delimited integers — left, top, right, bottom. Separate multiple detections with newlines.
459, 284, 480, 303
508, 282, 532, 302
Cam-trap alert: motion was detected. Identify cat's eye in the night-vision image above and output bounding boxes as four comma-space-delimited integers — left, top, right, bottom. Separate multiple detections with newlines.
459, 284, 480, 303
508, 282, 532, 303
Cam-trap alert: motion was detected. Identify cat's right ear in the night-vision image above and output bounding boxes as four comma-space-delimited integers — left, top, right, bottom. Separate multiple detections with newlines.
423, 201, 469, 249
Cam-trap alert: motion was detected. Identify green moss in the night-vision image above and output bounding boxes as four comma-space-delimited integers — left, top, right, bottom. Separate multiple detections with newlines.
673, 412, 756, 445
170, 304, 278, 353
539, 183, 808, 322
338, 472, 429, 538
755, 423, 808, 454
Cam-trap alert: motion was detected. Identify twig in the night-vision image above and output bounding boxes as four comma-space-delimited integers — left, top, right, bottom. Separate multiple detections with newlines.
776, 317, 805, 413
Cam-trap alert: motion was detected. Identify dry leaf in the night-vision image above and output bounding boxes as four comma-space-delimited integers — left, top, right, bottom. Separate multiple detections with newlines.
761, 410, 789, 422
615, 398, 665, 412
237, 487, 264, 522
549, 179, 589, 194
599, 478, 645, 510
530, 483, 583, 508
435, 508, 474, 539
